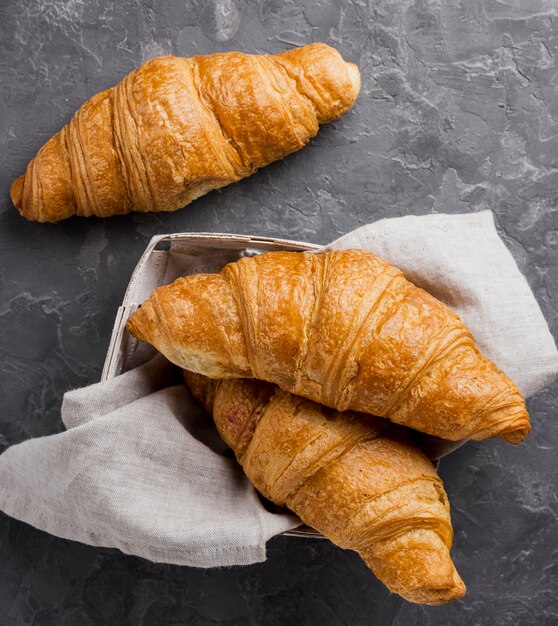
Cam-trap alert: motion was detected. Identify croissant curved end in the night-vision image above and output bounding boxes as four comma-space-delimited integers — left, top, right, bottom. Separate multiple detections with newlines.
401, 574, 466, 606
126, 305, 150, 344
471, 407, 531, 444
499, 421, 531, 445
10, 176, 24, 213
346, 62, 361, 100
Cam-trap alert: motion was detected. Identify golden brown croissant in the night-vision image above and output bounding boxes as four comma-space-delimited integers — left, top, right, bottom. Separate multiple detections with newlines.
10, 43, 360, 223
183, 371, 465, 605
127, 249, 530, 443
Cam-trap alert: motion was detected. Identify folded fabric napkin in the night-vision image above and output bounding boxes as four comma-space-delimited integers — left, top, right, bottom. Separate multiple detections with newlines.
1, 211, 556, 566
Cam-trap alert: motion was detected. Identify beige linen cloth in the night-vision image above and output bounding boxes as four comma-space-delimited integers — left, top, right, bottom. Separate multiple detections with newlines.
0, 211, 556, 566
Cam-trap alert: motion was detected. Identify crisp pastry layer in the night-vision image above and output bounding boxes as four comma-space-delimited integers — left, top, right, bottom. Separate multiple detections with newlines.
128, 249, 530, 443
184, 371, 466, 605
11, 43, 360, 222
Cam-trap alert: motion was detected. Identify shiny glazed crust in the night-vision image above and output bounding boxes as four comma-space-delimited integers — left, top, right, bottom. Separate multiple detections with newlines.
127, 249, 530, 443
184, 371, 466, 605
10, 43, 360, 222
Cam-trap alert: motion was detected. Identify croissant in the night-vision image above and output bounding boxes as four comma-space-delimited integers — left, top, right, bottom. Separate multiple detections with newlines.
127, 249, 530, 443
10, 43, 360, 223
183, 371, 465, 605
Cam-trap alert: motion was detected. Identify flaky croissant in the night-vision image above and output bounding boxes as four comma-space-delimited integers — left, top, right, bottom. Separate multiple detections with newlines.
11, 43, 360, 223
183, 371, 465, 605
127, 249, 530, 443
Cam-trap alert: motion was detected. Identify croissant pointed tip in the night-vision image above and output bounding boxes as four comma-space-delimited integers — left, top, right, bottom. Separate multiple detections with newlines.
389, 557, 466, 605
10, 175, 24, 213
346, 62, 361, 100
476, 404, 531, 445
402, 578, 466, 606
126, 304, 150, 343
500, 421, 531, 444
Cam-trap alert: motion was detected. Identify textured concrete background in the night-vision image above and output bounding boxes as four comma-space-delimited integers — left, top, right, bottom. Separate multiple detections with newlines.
1, 0, 557, 624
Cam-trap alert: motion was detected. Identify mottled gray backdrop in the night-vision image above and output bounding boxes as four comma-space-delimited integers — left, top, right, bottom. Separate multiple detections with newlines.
1, 0, 557, 624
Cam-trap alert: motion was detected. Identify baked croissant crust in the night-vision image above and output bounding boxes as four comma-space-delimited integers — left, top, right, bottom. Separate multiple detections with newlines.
10, 43, 360, 222
183, 371, 466, 605
127, 249, 530, 443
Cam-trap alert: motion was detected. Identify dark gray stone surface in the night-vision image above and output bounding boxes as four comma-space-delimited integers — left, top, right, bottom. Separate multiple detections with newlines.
1, 0, 557, 623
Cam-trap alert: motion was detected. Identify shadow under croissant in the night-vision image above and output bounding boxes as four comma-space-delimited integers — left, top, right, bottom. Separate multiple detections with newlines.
181, 369, 466, 606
